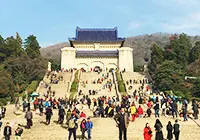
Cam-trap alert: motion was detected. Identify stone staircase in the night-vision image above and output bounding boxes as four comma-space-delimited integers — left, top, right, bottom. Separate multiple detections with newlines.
37, 72, 72, 98
79, 72, 117, 99
122, 72, 147, 95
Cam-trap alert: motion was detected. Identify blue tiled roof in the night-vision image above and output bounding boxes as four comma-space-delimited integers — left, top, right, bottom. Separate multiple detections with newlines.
70, 27, 125, 42
76, 50, 118, 57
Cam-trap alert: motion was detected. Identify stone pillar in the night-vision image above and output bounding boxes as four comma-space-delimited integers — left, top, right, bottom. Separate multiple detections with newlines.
118, 47, 134, 72
144, 62, 148, 72
48, 62, 51, 71
61, 47, 76, 70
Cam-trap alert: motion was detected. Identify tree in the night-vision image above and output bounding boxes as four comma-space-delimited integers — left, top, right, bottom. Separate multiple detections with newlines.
0, 36, 24, 62
188, 41, 200, 63
148, 44, 164, 74
24, 35, 41, 58
0, 35, 6, 63
49, 59, 60, 71
153, 61, 184, 92
4, 55, 47, 93
191, 80, 200, 97
187, 59, 200, 77
0, 70, 14, 99
165, 33, 192, 69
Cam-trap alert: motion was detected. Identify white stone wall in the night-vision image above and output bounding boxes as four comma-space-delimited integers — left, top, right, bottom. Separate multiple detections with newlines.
118, 47, 134, 72
61, 46, 134, 72
61, 47, 76, 70
76, 57, 118, 71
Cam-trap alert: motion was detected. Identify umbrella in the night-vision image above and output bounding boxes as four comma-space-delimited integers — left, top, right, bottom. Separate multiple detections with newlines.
30, 92, 40, 97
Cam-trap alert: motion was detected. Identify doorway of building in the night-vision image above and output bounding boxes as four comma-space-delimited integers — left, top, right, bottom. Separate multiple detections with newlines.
94, 66, 102, 72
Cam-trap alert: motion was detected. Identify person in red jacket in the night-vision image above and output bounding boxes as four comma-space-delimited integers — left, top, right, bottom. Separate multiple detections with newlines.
80, 111, 86, 118
138, 105, 144, 118
143, 123, 152, 140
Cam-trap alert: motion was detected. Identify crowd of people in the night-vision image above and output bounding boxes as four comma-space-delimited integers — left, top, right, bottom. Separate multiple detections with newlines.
1, 69, 200, 140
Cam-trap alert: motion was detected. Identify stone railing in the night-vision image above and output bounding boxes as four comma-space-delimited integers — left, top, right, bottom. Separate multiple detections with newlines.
112, 70, 121, 102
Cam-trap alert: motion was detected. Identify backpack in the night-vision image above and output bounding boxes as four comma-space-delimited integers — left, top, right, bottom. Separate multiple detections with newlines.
18, 128, 23, 135
68, 119, 75, 129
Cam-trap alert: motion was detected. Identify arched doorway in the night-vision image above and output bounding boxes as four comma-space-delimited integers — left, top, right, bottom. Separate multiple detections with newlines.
89, 61, 104, 72
106, 63, 118, 72
94, 66, 102, 72
77, 63, 88, 72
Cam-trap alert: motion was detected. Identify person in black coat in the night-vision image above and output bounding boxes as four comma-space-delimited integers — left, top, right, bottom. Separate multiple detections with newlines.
1, 107, 6, 118
39, 101, 44, 116
45, 106, 53, 125
154, 119, 163, 140
192, 100, 199, 119
173, 120, 180, 140
166, 121, 173, 140
114, 108, 129, 140
58, 106, 65, 124
4, 122, 12, 140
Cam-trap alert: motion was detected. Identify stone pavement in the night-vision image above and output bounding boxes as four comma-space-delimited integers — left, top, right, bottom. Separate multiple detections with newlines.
37, 72, 72, 98
79, 72, 116, 99
1, 104, 200, 140
122, 72, 147, 95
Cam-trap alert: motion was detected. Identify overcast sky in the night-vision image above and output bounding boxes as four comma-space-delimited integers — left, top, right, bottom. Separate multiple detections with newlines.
1, 0, 200, 47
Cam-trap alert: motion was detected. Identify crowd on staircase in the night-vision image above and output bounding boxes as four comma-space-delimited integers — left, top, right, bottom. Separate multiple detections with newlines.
1, 70, 199, 140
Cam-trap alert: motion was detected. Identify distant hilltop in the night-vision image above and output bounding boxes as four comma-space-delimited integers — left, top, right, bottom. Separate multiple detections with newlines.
40, 33, 200, 65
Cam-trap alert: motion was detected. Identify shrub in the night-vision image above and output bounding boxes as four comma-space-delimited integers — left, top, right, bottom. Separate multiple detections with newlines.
118, 81, 126, 92
70, 81, 78, 93
134, 65, 144, 72
115, 71, 126, 95
70, 70, 80, 99
0, 98, 10, 106
26, 80, 39, 95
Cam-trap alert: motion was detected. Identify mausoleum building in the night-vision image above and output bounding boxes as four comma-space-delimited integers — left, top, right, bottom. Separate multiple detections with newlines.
61, 27, 134, 71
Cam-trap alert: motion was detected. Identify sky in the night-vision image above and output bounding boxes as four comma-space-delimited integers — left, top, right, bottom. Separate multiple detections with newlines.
1, 0, 200, 47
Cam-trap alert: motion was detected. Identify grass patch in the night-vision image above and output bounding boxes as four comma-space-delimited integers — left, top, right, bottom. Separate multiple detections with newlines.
69, 70, 80, 99
115, 71, 126, 95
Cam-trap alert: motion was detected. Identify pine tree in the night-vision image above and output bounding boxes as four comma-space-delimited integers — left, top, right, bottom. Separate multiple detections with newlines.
24, 35, 41, 59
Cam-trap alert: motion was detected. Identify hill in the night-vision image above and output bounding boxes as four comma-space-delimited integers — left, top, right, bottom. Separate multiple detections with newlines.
40, 42, 69, 63
40, 33, 200, 65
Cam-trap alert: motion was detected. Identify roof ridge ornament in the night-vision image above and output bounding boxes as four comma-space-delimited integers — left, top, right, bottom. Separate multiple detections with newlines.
94, 43, 100, 50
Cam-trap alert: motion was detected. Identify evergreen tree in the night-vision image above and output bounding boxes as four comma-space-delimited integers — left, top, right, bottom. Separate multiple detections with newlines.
187, 59, 200, 77
192, 80, 200, 97
24, 35, 41, 58
165, 33, 192, 69
188, 41, 200, 63
0, 35, 6, 63
0, 70, 14, 99
154, 61, 184, 92
148, 44, 164, 74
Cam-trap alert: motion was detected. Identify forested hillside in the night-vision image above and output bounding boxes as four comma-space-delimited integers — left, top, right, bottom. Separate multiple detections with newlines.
0, 33, 47, 105
148, 33, 200, 99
